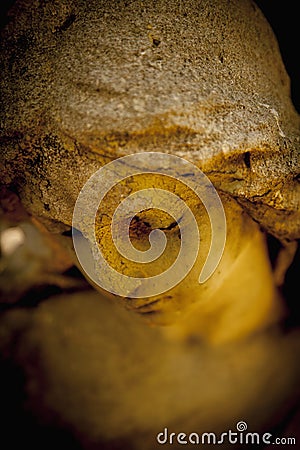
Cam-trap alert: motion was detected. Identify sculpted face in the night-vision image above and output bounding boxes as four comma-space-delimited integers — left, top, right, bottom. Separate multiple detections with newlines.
0, 0, 299, 448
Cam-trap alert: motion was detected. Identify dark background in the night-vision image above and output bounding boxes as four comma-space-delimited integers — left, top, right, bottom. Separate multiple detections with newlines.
255, 1, 300, 114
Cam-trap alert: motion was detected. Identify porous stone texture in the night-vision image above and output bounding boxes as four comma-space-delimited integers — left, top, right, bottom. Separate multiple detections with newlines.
1, 0, 299, 240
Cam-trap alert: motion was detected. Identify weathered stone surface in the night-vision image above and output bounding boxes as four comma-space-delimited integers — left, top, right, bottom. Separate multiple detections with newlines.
0, 0, 299, 240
